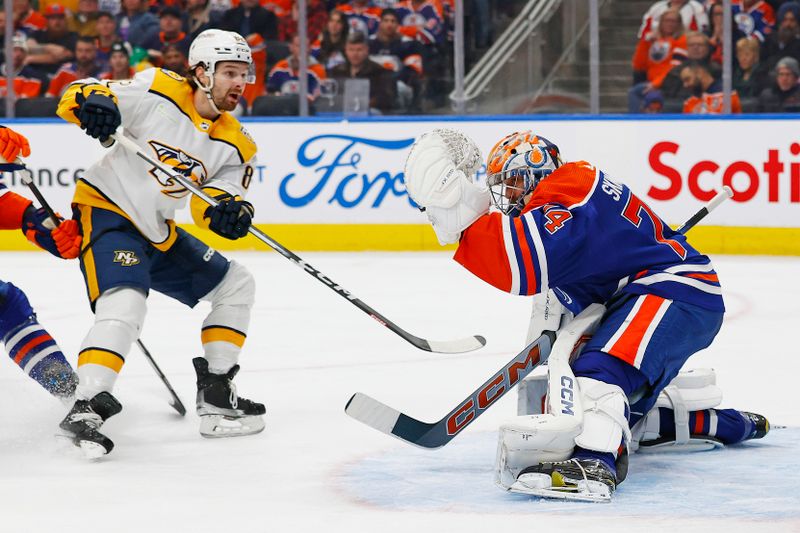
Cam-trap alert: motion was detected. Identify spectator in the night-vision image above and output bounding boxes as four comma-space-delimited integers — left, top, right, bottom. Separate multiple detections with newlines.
186, 0, 220, 40
141, 6, 191, 65
337, 0, 382, 37
263, 0, 292, 18
638, 0, 708, 41
312, 9, 349, 70
760, 1, 800, 71
732, 0, 775, 42
219, 0, 278, 42
734, 37, 770, 98
68, 0, 100, 36
0, 33, 47, 98
660, 31, 713, 104
242, 33, 267, 109
705, 1, 726, 65
758, 56, 800, 111
680, 60, 742, 113
26, 5, 79, 75
369, 8, 423, 111
99, 40, 135, 79
94, 11, 120, 72
277, 0, 328, 43
629, 7, 686, 113
97, 0, 121, 16
115, 0, 159, 48
267, 34, 327, 101
329, 30, 396, 113
394, 0, 445, 45
13, 0, 47, 36
46, 35, 102, 97
161, 42, 188, 76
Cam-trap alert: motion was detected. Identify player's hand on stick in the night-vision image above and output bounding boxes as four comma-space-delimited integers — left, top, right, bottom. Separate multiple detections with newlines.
204, 196, 254, 240
0, 126, 31, 164
22, 207, 82, 259
77, 93, 121, 143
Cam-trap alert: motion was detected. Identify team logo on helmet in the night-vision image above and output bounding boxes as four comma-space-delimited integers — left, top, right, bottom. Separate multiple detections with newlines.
147, 140, 207, 198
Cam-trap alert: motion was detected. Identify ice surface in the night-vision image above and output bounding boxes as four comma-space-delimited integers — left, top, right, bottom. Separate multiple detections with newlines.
0, 252, 797, 533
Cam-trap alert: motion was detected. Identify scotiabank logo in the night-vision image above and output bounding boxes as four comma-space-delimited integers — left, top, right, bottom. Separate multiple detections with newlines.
648, 141, 800, 203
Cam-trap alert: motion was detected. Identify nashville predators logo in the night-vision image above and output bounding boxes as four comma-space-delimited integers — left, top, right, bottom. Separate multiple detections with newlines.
113, 250, 140, 267
147, 140, 208, 198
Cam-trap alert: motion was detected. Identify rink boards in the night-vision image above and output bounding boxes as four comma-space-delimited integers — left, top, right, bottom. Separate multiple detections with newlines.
1, 115, 798, 255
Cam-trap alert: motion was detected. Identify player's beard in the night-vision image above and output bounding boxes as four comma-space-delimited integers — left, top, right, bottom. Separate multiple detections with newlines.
214, 88, 241, 112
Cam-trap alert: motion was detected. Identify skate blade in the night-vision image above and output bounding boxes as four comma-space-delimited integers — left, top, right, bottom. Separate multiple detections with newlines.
509, 474, 612, 503
54, 431, 110, 460
79, 441, 110, 460
199, 414, 265, 438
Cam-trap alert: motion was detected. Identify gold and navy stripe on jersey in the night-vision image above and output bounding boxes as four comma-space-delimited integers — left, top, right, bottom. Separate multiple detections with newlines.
147, 70, 256, 164
74, 179, 179, 252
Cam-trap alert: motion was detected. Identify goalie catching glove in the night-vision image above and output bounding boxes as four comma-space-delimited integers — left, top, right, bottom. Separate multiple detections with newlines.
403, 128, 490, 245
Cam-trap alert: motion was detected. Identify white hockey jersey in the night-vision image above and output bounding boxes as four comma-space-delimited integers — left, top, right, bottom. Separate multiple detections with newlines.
57, 68, 258, 249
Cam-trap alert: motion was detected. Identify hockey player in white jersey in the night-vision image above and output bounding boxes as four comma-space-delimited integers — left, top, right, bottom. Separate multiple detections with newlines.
55, 29, 265, 458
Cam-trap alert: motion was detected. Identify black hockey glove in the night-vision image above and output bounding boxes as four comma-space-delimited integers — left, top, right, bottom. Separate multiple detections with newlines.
205, 197, 254, 240
77, 92, 121, 143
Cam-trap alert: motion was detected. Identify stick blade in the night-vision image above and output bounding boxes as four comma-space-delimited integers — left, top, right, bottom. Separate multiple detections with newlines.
345, 392, 401, 434
414, 334, 487, 354
170, 397, 187, 417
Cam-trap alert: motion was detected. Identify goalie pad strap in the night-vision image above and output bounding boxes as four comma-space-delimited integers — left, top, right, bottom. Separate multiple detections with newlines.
574, 377, 631, 454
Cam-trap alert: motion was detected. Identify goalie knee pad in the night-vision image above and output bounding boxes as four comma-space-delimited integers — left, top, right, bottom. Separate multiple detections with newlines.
494, 414, 581, 490
201, 261, 255, 373
574, 377, 631, 454
77, 287, 147, 400
631, 368, 723, 452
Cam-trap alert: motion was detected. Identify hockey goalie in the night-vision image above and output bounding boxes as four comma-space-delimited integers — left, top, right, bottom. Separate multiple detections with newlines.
403, 128, 770, 502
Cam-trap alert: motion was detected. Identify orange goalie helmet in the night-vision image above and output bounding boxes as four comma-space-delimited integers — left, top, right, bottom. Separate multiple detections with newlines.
486, 131, 562, 215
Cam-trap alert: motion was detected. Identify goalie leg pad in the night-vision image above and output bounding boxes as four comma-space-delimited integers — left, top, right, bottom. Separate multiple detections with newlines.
574, 377, 631, 454
631, 368, 723, 452
494, 414, 581, 490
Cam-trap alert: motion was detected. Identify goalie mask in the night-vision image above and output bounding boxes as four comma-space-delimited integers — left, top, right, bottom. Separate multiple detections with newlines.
486, 132, 562, 216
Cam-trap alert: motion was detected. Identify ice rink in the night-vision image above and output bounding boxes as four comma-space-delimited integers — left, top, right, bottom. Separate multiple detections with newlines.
0, 251, 797, 533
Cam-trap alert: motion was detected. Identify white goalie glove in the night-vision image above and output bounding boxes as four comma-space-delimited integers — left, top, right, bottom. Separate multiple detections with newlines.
403, 128, 490, 245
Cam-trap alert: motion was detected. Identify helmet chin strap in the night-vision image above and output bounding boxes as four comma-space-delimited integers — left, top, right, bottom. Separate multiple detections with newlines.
194, 70, 222, 116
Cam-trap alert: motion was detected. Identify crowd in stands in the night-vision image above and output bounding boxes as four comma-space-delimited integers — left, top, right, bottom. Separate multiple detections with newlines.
0, 0, 499, 115
630, 0, 800, 113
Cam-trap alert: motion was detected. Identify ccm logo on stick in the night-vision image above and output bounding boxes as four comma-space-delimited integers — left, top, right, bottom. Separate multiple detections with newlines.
445, 345, 542, 435
648, 141, 800, 203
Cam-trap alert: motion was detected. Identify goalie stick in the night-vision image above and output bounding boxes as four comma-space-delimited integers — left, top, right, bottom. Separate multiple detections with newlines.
14, 159, 187, 417
345, 189, 733, 449
111, 133, 485, 354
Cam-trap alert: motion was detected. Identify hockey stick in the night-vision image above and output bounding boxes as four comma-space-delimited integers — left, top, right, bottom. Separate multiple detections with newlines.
345, 188, 734, 449
676, 186, 733, 234
14, 161, 187, 416
135, 339, 186, 416
111, 133, 485, 354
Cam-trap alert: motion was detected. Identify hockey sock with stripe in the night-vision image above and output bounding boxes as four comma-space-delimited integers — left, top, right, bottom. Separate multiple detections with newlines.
0, 284, 77, 397
657, 407, 757, 444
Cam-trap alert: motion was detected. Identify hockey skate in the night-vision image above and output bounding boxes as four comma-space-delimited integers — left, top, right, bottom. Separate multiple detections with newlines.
58, 391, 122, 459
510, 459, 617, 503
741, 412, 770, 439
193, 357, 265, 438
